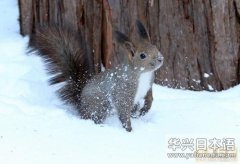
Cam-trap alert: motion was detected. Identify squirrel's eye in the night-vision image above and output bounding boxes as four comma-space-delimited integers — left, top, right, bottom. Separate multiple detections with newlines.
140, 53, 146, 59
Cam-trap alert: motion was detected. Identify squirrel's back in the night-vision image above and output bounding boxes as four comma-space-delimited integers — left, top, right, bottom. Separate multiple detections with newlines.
29, 25, 94, 106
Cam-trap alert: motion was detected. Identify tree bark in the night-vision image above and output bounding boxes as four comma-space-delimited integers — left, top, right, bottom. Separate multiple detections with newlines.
19, 0, 240, 91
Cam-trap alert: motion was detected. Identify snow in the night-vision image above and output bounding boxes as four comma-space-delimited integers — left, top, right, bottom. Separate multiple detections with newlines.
208, 84, 214, 91
204, 73, 210, 78
0, 1, 240, 164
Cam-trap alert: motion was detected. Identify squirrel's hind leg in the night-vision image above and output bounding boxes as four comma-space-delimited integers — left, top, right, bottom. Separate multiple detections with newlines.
79, 94, 111, 124
113, 98, 133, 132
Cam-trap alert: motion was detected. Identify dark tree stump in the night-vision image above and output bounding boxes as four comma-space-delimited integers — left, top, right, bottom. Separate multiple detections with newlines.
18, 0, 240, 91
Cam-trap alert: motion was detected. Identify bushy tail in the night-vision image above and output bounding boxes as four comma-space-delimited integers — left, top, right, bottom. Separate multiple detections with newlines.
29, 25, 94, 106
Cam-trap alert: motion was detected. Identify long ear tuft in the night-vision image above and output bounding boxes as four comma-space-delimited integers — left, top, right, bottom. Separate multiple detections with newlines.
136, 20, 150, 40
114, 31, 135, 58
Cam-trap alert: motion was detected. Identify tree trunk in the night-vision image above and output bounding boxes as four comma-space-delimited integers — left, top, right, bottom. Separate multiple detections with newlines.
18, 0, 240, 91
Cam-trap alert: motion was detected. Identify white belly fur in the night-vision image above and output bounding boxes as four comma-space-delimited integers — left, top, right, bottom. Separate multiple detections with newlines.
134, 71, 154, 108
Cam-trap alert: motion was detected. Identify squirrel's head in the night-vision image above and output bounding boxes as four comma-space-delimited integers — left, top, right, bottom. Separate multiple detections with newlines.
115, 20, 164, 73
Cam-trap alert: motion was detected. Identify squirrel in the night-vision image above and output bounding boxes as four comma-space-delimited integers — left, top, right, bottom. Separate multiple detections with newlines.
29, 20, 164, 132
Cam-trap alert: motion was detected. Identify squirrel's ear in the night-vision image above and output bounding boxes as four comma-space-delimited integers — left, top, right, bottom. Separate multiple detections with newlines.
115, 31, 136, 57
136, 20, 150, 41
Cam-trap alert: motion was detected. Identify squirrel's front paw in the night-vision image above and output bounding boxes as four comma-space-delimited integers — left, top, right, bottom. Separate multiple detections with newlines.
131, 104, 140, 118
139, 107, 150, 116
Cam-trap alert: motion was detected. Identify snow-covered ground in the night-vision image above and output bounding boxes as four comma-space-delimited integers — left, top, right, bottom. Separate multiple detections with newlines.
0, 1, 240, 164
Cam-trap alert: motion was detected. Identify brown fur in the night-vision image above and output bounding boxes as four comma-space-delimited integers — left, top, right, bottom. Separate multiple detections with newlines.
29, 21, 164, 132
